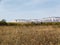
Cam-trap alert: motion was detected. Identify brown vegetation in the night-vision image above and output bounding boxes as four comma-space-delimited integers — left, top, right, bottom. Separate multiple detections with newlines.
0, 25, 60, 45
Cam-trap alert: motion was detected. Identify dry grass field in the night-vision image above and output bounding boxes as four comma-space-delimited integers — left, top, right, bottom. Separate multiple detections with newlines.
0, 25, 60, 45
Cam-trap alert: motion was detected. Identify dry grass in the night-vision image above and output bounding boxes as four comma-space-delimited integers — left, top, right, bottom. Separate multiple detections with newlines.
0, 25, 60, 45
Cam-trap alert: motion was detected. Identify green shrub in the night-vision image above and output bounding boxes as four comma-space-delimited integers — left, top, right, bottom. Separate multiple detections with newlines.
0, 19, 7, 25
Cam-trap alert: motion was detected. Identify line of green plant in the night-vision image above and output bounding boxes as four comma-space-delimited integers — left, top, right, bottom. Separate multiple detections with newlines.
0, 19, 60, 26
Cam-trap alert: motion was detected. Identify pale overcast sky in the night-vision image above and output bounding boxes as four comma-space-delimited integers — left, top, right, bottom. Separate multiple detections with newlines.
0, 0, 60, 21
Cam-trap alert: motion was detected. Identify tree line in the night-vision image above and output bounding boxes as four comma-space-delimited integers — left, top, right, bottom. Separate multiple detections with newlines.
0, 19, 60, 26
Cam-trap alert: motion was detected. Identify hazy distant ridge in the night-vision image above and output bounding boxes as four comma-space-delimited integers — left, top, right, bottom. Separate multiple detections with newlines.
15, 17, 60, 22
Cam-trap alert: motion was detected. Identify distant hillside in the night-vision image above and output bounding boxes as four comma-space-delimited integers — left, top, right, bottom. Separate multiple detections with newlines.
14, 17, 60, 23
0, 17, 60, 26
41, 17, 60, 22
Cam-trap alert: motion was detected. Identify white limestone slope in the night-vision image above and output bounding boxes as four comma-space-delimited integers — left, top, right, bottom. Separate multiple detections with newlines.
14, 17, 60, 23
41, 17, 60, 22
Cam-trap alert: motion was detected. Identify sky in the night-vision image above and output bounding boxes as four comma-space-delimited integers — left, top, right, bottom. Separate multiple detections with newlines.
0, 0, 60, 21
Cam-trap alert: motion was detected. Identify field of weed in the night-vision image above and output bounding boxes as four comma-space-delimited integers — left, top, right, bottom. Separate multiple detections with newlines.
0, 25, 60, 45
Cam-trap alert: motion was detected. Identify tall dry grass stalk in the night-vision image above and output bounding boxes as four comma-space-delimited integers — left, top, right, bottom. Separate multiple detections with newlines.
0, 25, 60, 45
